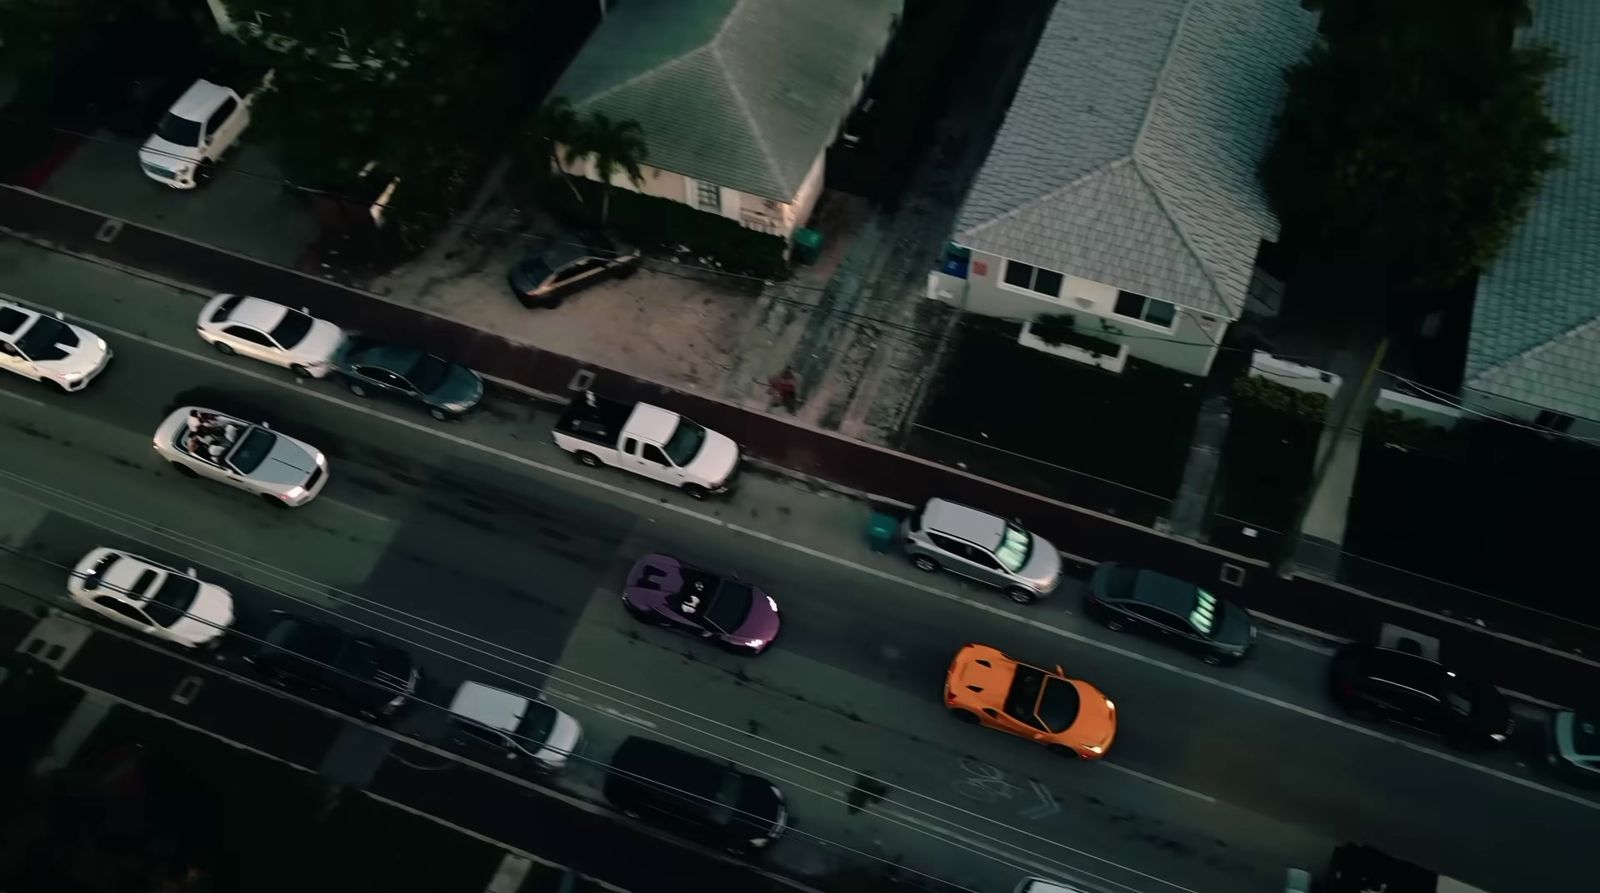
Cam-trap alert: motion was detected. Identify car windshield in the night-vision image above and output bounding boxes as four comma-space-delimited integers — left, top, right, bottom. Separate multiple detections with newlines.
407, 354, 450, 394
663, 418, 707, 467
1035, 678, 1082, 733
270, 309, 314, 349
994, 524, 1032, 573
227, 428, 276, 474
705, 582, 754, 633
15, 316, 77, 362
1442, 675, 1478, 717
145, 574, 200, 628
706, 769, 743, 827
1189, 588, 1220, 636
155, 112, 202, 147
517, 701, 559, 748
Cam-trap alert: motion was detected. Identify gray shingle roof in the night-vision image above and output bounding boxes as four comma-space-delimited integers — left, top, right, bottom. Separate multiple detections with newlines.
1465, 0, 1600, 422
953, 0, 1316, 320
554, 0, 901, 203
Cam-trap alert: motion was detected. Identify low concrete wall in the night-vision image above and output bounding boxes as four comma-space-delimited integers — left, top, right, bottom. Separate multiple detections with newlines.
1248, 350, 1341, 397
1376, 388, 1462, 429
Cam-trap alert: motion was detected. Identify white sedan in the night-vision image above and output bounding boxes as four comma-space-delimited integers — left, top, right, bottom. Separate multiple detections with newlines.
154, 407, 329, 507
68, 547, 234, 648
0, 298, 111, 391
196, 294, 346, 378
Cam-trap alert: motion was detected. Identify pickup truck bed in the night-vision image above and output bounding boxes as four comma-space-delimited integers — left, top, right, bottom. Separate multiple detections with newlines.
555, 395, 634, 445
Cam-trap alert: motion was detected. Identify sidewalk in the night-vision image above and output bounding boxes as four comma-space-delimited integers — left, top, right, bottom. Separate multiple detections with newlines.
1, 184, 1596, 708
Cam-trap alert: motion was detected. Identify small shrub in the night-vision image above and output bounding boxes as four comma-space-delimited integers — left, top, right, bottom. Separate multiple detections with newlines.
1029, 314, 1076, 346
1232, 374, 1331, 419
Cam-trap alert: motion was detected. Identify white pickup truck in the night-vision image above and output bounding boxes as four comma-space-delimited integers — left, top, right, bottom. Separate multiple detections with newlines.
553, 392, 740, 499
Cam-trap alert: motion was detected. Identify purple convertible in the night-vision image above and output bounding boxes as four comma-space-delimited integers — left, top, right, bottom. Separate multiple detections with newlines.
621, 553, 781, 654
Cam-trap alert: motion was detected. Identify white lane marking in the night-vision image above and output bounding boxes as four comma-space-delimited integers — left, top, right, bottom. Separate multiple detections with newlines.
323, 497, 390, 525
878, 806, 1170, 893
14, 306, 1600, 811
0, 387, 46, 407
1258, 630, 1337, 655
1100, 763, 1217, 804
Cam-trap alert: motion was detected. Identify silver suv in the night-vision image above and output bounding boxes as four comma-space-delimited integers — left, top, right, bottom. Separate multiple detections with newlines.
900, 498, 1061, 603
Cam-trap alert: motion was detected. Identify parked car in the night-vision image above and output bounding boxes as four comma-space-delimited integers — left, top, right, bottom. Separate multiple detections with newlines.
67, 547, 233, 648
138, 78, 251, 188
507, 231, 640, 307
553, 391, 739, 498
1323, 843, 1493, 893
1014, 880, 1086, 893
945, 644, 1116, 759
444, 681, 583, 772
154, 407, 328, 507
900, 498, 1061, 603
622, 553, 780, 654
196, 294, 346, 378
1328, 644, 1511, 747
0, 299, 111, 391
604, 736, 786, 855
1548, 709, 1600, 787
1085, 562, 1255, 665
244, 611, 420, 719
333, 337, 483, 420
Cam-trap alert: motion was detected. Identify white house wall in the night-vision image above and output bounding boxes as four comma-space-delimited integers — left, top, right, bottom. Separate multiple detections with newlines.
954, 248, 1223, 377
1461, 387, 1600, 440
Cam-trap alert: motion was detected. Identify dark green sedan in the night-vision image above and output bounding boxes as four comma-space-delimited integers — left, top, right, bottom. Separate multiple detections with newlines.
334, 338, 483, 420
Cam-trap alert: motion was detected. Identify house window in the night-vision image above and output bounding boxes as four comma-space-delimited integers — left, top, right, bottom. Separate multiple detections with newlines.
1001, 260, 1063, 298
1113, 290, 1177, 328
1535, 410, 1575, 433
696, 181, 722, 212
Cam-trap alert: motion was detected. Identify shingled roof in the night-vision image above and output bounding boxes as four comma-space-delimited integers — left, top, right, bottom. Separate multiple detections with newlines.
1464, 0, 1600, 422
952, 0, 1316, 320
553, 0, 901, 203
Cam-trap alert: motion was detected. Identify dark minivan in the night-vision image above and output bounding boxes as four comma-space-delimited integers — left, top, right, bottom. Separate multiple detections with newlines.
244, 611, 420, 720
604, 736, 786, 855
1329, 644, 1512, 748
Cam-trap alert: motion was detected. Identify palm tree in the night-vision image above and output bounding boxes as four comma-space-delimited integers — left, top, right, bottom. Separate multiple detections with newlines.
528, 97, 587, 205
574, 112, 648, 224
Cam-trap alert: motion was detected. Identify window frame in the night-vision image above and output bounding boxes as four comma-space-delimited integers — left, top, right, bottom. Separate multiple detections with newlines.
1111, 290, 1178, 330
695, 180, 722, 212
1000, 259, 1063, 299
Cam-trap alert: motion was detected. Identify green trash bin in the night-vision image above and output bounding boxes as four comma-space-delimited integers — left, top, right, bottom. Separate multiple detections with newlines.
866, 511, 899, 554
793, 227, 824, 265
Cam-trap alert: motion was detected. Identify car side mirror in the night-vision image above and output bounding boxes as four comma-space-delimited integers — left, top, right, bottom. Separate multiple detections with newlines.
54, 311, 66, 320
1055, 665, 1065, 677
187, 567, 198, 577
261, 421, 271, 429
301, 306, 311, 313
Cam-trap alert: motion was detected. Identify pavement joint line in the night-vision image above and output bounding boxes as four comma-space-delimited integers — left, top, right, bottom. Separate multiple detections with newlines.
0, 386, 47, 407
3, 277, 1597, 667
1098, 763, 1218, 804
6, 300, 1596, 807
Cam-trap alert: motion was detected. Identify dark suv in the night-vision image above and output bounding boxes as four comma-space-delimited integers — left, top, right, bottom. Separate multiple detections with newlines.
244, 611, 420, 720
604, 736, 786, 855
1329, 644, 1512, 747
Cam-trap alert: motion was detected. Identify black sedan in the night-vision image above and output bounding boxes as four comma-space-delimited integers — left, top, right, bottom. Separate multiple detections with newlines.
334, 337, 483, 420
243, 611, 420, 720
1084, 562, 1255, 665
1329, 643, 1512, 748
507, 231, 640, 308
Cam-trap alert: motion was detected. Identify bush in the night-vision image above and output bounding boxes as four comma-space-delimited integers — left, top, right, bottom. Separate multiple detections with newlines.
1232, 374, 1330, 419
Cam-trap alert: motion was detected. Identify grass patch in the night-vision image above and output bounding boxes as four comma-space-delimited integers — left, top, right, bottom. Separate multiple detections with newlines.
909, 319, 1204, 523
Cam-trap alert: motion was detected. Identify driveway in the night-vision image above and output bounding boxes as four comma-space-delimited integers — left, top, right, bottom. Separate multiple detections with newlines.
37, 133, 318, 270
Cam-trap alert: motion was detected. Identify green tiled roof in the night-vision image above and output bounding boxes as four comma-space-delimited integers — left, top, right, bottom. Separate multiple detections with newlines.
554, 0, 902, 203
1465, 0, 1600, 422
953, 0, 1316, 320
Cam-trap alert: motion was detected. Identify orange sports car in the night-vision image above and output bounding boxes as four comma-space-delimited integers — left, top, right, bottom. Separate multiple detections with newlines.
945, 643, 1116, 759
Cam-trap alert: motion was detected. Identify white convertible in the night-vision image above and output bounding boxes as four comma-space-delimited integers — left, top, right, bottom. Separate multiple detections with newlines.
154, 406, 328, 507
68, 547, 234, 648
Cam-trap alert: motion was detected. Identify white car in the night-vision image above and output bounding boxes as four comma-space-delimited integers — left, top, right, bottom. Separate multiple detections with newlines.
445, 681, 583, 772
0, 299, 111, 391
68, 547, 234, 648
196, 294, 346, 378
154, 406, 329, 507
139, 79, 251, 188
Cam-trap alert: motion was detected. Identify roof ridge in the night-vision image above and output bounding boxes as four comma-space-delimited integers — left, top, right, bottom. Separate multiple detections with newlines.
1131, 0, 1198, 153
1466, 310, 1600, 387
960, 156, 1137, 242
575, 35, 718, 108
710, 38, 789, 195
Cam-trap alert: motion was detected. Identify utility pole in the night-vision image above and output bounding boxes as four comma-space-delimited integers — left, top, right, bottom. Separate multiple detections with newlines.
1275, 337, 1388, 578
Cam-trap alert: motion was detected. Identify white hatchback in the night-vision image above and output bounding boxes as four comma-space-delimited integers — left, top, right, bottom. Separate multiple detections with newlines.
68, 547, 234, 648
154, 406, 328, 507
0, 299, 111, 391
196, 294, 346, 378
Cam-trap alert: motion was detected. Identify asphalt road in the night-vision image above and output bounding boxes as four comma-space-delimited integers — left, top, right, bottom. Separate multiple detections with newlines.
0, 241, 1596, 893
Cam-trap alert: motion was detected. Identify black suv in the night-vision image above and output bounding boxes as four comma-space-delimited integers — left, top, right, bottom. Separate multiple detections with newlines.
1329, 644, 1512, 747
244, 611, 420, 720
604, 736, 786, 855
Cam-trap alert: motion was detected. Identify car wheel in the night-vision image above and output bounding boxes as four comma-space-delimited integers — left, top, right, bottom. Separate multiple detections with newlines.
214, 340, 235, 356
260, 493, 288, 509
429, 407, 449, 422
951, 709, 979, 724
197, 159, 216, 185
1105, 617, 1126, 633
1006, 587, 1036, 605
348, 382, 368, 398
170, 461, 197, 479
575, 452, 601, 468
911, 556, 939, 573
1202, 652, 1224, 667
683, 483, 709, 501
290, 364, 312, 379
